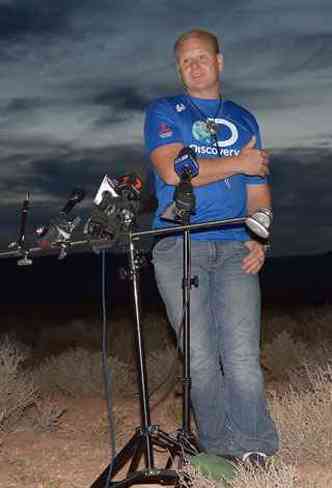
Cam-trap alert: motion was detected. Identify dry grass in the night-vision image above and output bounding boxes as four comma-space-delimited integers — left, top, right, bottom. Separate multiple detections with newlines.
261, 330, 310, 379
262, 304, 332, 346
271, 355, 332, 467
34, 347, 138, 398
147, 346, 181, 405
0, 336, 37, 432
183, 461, 298, 488
228, 461, 299, 488
2, 309, 175, 365
33, 344, 180, 401
32, 396, 66, 432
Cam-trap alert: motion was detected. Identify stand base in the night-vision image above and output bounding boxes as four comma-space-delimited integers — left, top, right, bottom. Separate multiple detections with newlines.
90, 426, 199, 488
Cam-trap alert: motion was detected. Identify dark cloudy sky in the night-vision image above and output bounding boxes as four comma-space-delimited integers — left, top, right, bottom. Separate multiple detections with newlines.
1, 0, 331, 257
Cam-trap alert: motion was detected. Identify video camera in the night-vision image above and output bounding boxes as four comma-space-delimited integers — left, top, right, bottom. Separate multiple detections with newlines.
84, 173, 143, 242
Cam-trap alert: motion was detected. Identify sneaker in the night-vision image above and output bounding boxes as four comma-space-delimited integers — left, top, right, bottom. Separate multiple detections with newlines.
241, 452, 267, 467
219, 451, 267, 468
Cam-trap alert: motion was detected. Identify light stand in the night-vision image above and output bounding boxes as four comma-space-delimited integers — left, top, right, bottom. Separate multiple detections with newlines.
173, 176, 197, 439
90, 232, 198, 488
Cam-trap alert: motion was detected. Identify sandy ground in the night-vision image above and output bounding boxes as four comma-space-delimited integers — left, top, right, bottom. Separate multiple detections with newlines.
1, 394, 332, 488
0, 395, 181, 488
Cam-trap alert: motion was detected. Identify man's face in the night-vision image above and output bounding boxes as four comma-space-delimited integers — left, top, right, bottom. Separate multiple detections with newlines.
176, 36, 223, 97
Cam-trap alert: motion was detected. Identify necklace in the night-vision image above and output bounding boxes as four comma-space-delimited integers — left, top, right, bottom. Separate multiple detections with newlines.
187, 94, 223, 138
187, 94, 231, 190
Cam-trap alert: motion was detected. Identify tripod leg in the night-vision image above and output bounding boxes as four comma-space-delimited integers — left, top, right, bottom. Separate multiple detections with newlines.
127, 435, 145, 473
90, 431, 143, 487
129, 238, 155, 469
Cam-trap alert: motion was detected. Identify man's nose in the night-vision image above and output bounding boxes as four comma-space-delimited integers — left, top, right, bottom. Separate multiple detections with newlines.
190, 59, 200, 69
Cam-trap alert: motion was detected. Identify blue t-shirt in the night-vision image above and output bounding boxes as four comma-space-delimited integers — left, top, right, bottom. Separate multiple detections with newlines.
144, 94, 267, 241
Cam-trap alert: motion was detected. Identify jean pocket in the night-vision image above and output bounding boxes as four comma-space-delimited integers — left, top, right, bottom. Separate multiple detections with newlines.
153, 236, 181, 256
220, 240, 248, 260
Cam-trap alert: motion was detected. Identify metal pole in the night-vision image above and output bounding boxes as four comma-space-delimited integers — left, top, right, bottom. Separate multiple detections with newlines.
128, 236, 154, 468
182, 227, 192, 433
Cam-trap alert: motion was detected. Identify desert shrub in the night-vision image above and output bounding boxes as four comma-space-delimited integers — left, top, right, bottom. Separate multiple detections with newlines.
292, 305, 332, 343
147, 346, 180, 398
34, 347, 137, 398
262, 304, 332, 348
270, 354, 332, 467
106, 312, 175, 363
262, 330, 310, 379
183, 461, 299, 488
31, 396, 66, 432
37, 320, 101, 356
286, 343, 332, 392
33, 312, 175, 364
0, 335, 37, 431
143, 312, 176, 350
228, 461, 298, 488
262, 314, 300, 344
34, 340, 180, 400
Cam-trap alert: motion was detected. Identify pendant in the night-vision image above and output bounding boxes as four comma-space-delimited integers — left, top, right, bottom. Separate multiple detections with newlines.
206, 118, 218, 136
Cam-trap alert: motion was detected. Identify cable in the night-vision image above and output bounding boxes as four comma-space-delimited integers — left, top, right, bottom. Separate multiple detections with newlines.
100, 250, 116, 488
214, 132, 222, 158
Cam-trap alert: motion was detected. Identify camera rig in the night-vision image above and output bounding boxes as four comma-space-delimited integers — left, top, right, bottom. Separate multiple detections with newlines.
2, 173, 143, 265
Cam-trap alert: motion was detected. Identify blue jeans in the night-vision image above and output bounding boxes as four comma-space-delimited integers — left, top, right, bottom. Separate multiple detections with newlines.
152, 237, 279, 457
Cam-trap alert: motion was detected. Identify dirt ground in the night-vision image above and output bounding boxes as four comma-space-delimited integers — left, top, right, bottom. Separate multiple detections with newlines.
1, 394, 332, 488
0, 395, 180, 488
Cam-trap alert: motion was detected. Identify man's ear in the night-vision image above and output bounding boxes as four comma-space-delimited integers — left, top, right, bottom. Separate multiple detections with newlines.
217, 53, 224, 74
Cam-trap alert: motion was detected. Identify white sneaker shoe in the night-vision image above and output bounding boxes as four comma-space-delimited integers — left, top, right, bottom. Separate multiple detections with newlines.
242, 452, 267, 467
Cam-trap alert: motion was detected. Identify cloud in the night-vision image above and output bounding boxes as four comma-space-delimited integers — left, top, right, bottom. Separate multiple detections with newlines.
94, 86, 152, 113
0, 0, 83, 41
270, 147, 332, 255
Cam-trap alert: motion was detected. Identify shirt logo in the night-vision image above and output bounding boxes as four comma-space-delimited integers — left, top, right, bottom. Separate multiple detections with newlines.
176, 103, 186, 112
192, 118, 239, 147
214, 118, 239, 147
159, 122, 173, 138
192, 120, 213, 144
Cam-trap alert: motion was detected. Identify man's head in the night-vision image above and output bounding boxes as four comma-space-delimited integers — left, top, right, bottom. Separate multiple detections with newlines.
174, 29, 220, 58
174, 29, 223, 98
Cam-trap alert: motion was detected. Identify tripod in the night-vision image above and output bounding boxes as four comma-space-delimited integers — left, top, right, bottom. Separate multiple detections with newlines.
90, 228, 200, 488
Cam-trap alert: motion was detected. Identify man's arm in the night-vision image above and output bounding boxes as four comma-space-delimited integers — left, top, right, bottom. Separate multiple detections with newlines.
246, 183, 272, 214
150, 136, 269, 187
242, 183, 272, 274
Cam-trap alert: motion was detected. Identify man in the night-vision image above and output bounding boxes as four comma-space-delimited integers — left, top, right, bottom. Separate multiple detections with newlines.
144, 29, 279, 465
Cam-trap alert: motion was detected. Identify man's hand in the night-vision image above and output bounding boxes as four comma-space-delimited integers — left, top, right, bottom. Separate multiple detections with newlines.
242, 240, 266, 274
238, 136, 269, 177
